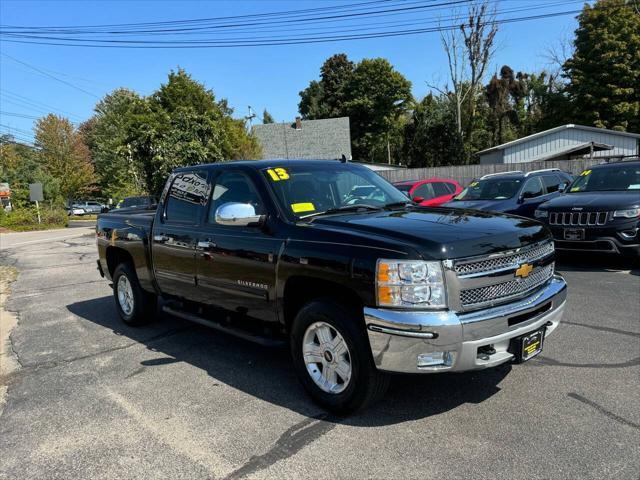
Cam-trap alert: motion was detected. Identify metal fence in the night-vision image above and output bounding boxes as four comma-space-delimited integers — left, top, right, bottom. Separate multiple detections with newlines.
377, 159, 596, 186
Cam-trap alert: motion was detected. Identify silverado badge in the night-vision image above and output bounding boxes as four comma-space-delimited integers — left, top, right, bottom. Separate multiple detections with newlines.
515, 263, 534, 279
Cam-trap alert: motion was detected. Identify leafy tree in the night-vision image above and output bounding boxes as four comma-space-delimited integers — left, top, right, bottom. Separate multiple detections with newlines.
262, 109, 275, 124
563, 0, 640, 131
404, 94, 464, 167
299, 53, 354, 119
344, 58, 413, 162
86, 68, 261, 197
34, 114, 96, 201
299, 55, 412, 162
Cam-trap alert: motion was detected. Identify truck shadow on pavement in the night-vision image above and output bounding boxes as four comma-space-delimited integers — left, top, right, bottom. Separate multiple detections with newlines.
67, 296, 510, 426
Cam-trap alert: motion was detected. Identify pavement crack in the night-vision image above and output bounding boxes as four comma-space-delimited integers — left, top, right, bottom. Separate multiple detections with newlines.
223, 414, 336, 480
561, 320, 640, 339
568, 393, 640, 430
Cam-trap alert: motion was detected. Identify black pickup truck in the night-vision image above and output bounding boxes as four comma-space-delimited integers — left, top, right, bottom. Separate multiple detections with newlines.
96, 160, 567, 412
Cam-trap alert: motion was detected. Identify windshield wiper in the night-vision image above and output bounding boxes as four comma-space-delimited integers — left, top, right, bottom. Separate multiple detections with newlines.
301, 204, 382, 219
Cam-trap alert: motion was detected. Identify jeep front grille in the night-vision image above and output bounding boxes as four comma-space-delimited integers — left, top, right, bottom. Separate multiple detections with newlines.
549, 211, 609, 226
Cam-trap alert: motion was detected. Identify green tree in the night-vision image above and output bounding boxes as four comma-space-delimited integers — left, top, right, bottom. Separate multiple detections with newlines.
403, 94, 464, 167
299, 55, 412, 162
299, 53, 354, 119
563, 0, 640, 131
262, 109, 275, 124
34, 114, 96, 201
344, 58, 413, 162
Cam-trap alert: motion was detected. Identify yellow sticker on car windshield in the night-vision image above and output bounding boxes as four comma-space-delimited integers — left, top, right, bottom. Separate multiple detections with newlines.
570, 187, 581, 192
580, 170, 592, 176
266, 167, 290, 181
291, 202, 315, 213
469, 181, 479, 187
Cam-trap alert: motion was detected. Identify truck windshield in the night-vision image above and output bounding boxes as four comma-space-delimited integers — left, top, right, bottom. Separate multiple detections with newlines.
263, 164, 409, 219
454, 178, 522, 201
568, 164, 640, 192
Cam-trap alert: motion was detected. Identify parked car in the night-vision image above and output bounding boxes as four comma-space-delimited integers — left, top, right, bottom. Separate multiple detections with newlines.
73, 200, 107, 214
394, 178, 463, 206
534, 159, 640, 256
444, 169, 574, 218
96, 160, 566, 413
114, 196, 158, 211
68, 205, 87, 216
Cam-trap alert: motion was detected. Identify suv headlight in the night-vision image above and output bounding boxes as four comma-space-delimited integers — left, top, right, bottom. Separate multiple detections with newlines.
376, 260, 446, 309
534, 209, 548, 218
613, 208, 640, 219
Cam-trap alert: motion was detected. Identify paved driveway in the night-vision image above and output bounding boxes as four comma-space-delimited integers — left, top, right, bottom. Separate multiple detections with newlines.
1, 231, 638, 479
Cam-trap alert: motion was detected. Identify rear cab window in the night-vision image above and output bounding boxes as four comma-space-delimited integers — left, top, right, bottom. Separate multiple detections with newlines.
163, 170, 210, 224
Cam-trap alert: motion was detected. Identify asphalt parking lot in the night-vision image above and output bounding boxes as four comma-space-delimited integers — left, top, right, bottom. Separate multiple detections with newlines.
1, 229, 638, 480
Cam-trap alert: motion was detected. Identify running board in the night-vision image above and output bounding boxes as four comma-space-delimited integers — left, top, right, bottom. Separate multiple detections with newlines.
161, 305, 285, 347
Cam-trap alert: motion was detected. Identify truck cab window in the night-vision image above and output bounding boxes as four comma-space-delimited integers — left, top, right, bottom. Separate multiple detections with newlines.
164, 171, 210, 224
209, 172, 265, 224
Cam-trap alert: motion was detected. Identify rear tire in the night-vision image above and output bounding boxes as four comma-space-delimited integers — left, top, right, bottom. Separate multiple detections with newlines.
112, 262, 157, 326
290, 298, 389, 414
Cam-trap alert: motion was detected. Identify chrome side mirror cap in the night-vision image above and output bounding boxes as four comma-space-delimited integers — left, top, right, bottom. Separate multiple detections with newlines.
215, 202, 264, 227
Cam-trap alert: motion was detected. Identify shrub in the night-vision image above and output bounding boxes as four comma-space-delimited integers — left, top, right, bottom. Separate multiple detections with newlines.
0, 206, 68, 231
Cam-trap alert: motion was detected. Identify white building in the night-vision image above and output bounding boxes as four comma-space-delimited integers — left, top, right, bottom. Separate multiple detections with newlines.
478, 124, 639, 164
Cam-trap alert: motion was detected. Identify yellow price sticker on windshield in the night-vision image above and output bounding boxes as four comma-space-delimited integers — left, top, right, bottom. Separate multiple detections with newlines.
570, 187, 581, 192
266, 167, 290, 181
469, 181, 479, 187
580, 170, 592, 176
291, 202, 315, 213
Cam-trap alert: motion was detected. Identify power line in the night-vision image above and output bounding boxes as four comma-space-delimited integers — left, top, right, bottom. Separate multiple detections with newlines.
0, 90, 85, 121
0, 10, 585, 49
0, 53, 99, 98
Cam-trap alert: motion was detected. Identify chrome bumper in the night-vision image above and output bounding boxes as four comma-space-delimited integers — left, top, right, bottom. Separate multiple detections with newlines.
365, 275, 567, 373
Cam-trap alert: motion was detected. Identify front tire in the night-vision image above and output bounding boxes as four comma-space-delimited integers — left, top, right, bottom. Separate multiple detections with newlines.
112, 262, 156, 326
290, 299, 389, 414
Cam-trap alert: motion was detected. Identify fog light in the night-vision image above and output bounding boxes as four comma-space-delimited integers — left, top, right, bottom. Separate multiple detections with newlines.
417, 351, 454, 368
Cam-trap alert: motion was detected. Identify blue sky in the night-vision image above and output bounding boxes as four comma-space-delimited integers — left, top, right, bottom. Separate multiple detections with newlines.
0, 0, 581, 143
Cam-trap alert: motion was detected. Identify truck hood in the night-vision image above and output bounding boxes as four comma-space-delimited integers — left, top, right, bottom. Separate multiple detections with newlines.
307, 207, 548, 260
442, 199, 509, 212
539, 191, 640, 211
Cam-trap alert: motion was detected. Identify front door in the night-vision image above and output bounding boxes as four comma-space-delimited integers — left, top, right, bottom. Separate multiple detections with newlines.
152, 170, 210, 300
195, 170, 282, 324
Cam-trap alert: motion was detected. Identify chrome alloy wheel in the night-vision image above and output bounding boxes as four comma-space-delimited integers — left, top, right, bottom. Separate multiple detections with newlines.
302, 321, 352, 394
117, 275, 134, 316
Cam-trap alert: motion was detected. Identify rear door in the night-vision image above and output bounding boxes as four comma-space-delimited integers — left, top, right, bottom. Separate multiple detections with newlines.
195, 169, 282, 323
151, 170, 210, 300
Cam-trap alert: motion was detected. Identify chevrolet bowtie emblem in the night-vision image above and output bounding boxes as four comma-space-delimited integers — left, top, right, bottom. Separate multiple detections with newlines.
515, 263, 534, 278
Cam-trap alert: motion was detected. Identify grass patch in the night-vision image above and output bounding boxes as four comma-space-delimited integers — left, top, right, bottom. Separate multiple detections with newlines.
0, 207, 68, 232
69, 214, 98, 221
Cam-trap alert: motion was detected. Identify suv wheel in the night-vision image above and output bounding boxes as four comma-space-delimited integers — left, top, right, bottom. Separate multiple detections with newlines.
290, 299, 389, 413
112, 263, 156, 326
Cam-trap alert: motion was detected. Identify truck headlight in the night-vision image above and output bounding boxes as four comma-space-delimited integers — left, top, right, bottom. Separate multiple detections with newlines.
534, 210, 548, 218
376, 260, 446, 309
613, 208, 640, 219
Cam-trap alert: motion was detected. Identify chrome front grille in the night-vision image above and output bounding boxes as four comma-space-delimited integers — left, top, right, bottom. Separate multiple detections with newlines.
549, 211, 609, 226
454, 241, 554, 277
446, 240, 556, 311
459, 263, 555, 308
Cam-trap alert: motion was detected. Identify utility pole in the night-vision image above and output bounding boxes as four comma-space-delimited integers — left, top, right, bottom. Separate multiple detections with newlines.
245, 106, 256, 132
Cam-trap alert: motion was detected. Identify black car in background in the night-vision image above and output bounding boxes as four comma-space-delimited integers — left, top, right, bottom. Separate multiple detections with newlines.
534, 160, 640, 256
444, 169, 574, 219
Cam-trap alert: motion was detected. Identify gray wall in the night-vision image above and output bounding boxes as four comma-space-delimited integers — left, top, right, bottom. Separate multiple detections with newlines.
253, 117, 351, 160
377, 159, 598, 187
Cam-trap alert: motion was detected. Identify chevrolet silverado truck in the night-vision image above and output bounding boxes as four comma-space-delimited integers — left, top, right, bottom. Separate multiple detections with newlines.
96, 160, 567, 413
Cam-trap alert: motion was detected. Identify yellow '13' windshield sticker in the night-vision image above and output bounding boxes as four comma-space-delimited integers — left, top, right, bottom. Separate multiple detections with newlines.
580, 170, 592, 176
266, 168, 290, 181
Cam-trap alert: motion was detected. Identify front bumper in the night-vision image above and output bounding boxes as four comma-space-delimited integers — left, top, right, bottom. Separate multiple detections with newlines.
548, 221, 640, 255
365, 275, 567, 373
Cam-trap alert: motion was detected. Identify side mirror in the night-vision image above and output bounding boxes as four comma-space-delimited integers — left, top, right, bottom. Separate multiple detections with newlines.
412, 196, 425, 203
215, 202, 264, 227
558, 183, 568, 193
